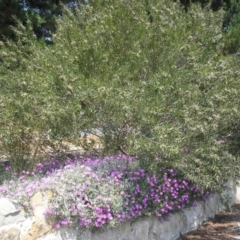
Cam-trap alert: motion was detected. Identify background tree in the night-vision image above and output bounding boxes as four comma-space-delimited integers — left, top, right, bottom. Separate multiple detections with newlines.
0, 0, 84, 40
178, 0, 240, 53
0, 0, 25, 39
223, 0, 240, 53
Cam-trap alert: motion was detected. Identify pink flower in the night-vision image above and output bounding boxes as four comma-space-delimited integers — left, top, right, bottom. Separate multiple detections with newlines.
54, 223, 61, 229
23, 201, 29, 207
61, 220, 68, 226
44, 209, 52, 215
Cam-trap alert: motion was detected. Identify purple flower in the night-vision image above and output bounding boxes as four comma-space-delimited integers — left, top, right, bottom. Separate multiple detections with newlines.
44, 209, 52, 215
192, 200, 198, 207
54, 223, 61, 229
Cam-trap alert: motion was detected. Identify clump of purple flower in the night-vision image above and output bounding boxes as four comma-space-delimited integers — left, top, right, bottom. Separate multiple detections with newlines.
0, 154, 211, 229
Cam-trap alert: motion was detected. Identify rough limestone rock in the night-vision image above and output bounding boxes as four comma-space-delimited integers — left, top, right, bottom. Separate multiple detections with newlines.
37, 232, 62, 240
19, 218, 35, 238
0, 198, 26, 227
92, 227, 118, 240
20, 191, 53, 240
0, 224, 21, 240
37, 228, 80, 240
59, 228, 79, 240
115, 218, 150, 240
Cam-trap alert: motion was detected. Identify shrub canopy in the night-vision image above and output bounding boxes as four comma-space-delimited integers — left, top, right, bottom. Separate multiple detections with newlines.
0, 0, 240, 190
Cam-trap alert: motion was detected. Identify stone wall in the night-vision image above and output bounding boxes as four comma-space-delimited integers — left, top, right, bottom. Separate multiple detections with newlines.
1, 181, 240, 240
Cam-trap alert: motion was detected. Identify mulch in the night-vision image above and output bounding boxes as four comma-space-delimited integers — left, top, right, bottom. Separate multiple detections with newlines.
177, 203, 240, 240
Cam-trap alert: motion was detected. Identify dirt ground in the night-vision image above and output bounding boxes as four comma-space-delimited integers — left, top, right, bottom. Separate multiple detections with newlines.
177, 203, 240, 240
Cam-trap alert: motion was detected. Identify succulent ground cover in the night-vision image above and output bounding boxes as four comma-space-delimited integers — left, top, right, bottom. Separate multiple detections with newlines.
0, 155, 211, 230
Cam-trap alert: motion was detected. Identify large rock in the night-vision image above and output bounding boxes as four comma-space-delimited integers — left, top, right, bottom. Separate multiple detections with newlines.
59, 228, 79, 240
37, 233, 62, 240
0, 198, 26, 227
20, 191, 53, 240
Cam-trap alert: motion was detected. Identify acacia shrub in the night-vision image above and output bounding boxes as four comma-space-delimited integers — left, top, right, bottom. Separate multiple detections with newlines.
0, 0, 240, 190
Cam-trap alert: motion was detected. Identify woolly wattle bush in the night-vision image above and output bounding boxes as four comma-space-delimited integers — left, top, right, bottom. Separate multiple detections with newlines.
0, 155, 211, 229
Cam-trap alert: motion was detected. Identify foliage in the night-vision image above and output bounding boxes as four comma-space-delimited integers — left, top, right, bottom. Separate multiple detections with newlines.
0, 0, 25, 39
0, 0, 84, 40
223, 0, 240, 53
178, 0, 240, 54
1, 0, 240, 55
0, 155, 210, 229
0, 0, 240, 190
179, 0, 224, 11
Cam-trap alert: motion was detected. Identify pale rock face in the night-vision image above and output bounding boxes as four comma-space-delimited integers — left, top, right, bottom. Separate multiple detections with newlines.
0, 198, 26, 227
19, 217, 35, 238
91, 227, 118, 240
59, 228, 79, 240
36, 232, 62, 240
30, 191, 53, 217
128, 218, 149, 240
182, 206, 202, 233
0, 224, 21, 240
106, 220, 132, 240
0, 198, 21, 215
20, 191, 53, 240
78, 229, 92, 240
148, 217, 163, 240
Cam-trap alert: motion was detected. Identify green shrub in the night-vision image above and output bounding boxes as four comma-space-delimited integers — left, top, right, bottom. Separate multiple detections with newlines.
0, 0, 240, 190
223, 0, 240, 53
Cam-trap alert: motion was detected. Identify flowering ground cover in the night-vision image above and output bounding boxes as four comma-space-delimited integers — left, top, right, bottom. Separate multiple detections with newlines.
0, 155, 211, 230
